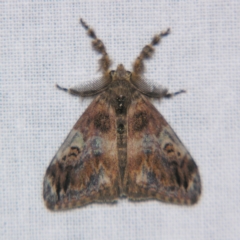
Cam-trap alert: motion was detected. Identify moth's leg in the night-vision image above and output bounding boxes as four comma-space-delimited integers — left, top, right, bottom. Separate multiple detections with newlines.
163, 89, 186, 98
80, 18, 112, 74
142, 87, 186, 99
56, 84, 78, 95
133, 28, 170, 76
56, 84, 106, 97
56, 84, 68, 92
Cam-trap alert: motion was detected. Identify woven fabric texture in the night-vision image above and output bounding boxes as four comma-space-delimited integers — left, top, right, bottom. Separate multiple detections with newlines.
1, 1, 240, 239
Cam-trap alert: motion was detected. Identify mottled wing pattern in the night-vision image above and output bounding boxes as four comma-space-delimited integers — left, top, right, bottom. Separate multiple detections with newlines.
124, 95, 201, 205
43, 95, 120, 210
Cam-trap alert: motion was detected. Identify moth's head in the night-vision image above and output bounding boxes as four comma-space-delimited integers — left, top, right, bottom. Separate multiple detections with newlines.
110, 64, 131, 82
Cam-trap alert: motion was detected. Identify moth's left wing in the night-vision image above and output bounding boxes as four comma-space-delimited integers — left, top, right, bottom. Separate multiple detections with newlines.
43, 95, 120, 210
124, 95, 201, 205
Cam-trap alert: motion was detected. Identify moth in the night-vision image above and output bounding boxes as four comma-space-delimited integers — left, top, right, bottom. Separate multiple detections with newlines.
43, 19, 201, 210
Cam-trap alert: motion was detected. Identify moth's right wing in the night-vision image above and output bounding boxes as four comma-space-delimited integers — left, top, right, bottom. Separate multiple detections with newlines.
43, 95, 120, 210
124, 95, 201, 205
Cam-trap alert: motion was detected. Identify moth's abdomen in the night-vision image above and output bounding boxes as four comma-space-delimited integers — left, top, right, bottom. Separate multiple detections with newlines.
116, 116, 128, 194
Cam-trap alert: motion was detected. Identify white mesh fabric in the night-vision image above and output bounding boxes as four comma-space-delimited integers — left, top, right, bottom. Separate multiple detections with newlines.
1, 1, 240, 239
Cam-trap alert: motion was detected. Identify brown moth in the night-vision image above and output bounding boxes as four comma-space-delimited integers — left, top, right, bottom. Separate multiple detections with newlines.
43, 19, 201, 210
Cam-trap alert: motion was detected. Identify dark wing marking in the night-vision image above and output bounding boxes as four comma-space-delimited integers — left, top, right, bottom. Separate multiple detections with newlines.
124, 95, 201, 205
43, 95, 120, 210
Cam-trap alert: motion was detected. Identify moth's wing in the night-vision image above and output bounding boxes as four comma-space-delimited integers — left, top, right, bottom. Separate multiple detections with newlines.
43, 95, 119, 210
124, 95, 201, 205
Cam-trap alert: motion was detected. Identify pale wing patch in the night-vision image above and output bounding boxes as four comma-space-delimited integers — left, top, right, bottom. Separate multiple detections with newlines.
158, 126, 188, 159
55, 130, 84, 162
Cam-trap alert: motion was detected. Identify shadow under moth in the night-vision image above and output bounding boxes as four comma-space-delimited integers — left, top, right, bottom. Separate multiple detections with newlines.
43, 19, 201, 210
